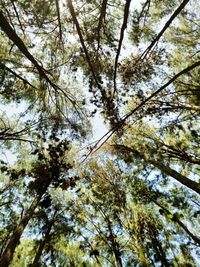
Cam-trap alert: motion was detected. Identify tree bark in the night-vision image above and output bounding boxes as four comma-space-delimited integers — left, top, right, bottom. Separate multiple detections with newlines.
0, 10, 47, 80
150, 231, 170, 267
113, 144, 200, 195
149, 158, 200, 195
151, 198, 200, 246
105, 217, 123, 267
31, 212, 56, 267
0, 192, 44, 267
67, 0, 99, 88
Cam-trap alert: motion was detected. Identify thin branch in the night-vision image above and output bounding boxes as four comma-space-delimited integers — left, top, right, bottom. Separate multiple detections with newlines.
97, 0, 108, 51
55, 0, 62, 42
10, 0, 25, 35
140, 0, 190, 61
79, 233, 103, 266
0, 137, 34, 143
134, 0, 151, 25
0, 63, 37, 90
142, 0, 151, 26
0, 10, 77, 106
0, 182, 14, 195
150, 198, 200, 246
0, 10, 47, 77
0, 201, 12, 208
112, 144, 200, 195
67, 0, 100, 89
113, 0, 131, 97
82, 60, 200, 161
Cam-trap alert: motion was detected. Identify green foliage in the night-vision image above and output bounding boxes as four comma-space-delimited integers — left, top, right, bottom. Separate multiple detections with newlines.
0, 0, 199, 266
10, 239, 35, 267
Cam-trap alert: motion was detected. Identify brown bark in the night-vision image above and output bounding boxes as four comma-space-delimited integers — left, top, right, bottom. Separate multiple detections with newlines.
0, 180, 51, 267
0, 191, 45, 267
97, 0, 108, 50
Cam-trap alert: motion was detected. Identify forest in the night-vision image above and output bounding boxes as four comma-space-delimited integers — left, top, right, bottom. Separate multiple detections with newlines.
0, 0, 200, 266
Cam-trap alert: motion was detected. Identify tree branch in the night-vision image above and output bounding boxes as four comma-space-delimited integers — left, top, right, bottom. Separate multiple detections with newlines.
55, 0, 62, 41
10, 0, 25, 35
0, 10, 76, 105
97, 0, 108, 51
83, 60, 200, 160
113, 0, 131, 97
112, 144, 200, 195
0, 63, 37, 90
67, 0, 100, 89
140, 0, 190, 61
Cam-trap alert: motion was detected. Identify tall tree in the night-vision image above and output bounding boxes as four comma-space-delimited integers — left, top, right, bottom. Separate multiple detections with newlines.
0, 0, 199, 265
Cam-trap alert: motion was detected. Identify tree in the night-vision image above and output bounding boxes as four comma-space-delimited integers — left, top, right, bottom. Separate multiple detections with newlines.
0, 0, 199, 266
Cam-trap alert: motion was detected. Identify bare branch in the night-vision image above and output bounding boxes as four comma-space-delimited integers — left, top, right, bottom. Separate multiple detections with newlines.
140, 0, 190, 61
0, 10, 78, 106
113, 0, 131, 97
55, 0, 62, 41
82, 60, 200, 160
10, 0, 25, 35
97, 0, 108, 50
67, 0, 100, 89
0, 63, 37, 90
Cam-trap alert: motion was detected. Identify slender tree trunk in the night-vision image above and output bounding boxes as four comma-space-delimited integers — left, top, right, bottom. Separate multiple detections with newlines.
148, 158, 200, 195
173, 217, 200, 246
150, 230, 170, 267
106, 217, 123, 267
67, 0, 99, 87
0, 192, 45, 267
31, 212, 56, 267
113, 145, 200, 195
113, 250, 123, 267
151, 198, 200, 246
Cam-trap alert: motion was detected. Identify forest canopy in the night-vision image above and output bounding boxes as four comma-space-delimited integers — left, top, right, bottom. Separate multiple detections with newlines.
0, 0, 200, 266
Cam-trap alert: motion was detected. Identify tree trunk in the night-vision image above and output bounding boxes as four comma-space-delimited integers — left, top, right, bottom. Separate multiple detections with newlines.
172, 216, 200, 246
113, 249, 123, 267
113, 145, 200, 195
150, 230, 170, 267
106, 217, 123, 267
148, 158, 200, 195
0, 192, 44, 267
31, 211, 57, 267
151, 198, 200, 246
